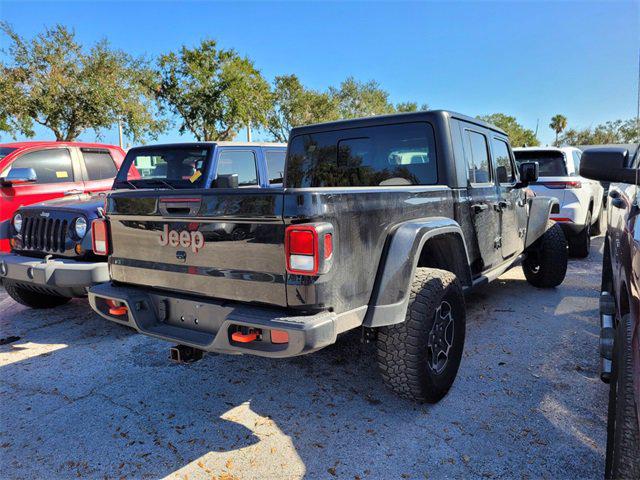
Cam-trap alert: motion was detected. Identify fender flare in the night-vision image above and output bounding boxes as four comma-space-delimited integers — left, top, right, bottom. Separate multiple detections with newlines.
525, 196, 559, 248
364, 217, 471, 328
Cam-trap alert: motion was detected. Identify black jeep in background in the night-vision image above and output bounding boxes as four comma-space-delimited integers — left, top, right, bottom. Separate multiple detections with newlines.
88, 111, 568, 403
581, 146, 640, 479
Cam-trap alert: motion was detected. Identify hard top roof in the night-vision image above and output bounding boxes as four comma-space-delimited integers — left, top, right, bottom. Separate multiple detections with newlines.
288, 110, 507, 137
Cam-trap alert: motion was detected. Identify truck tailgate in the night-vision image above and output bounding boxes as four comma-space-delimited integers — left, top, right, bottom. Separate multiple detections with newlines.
107, 190, 287, 306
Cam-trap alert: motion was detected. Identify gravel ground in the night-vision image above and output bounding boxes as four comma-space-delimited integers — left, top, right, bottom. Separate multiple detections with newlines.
0, 238, 607, 480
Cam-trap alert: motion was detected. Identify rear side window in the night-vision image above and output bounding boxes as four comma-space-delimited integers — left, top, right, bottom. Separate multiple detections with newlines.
216, 150, 258, 186
265, 150, 286, 185
465, 131, 491, 184
514, 150, 567, 176
286, 122, 437, 187
572, 150, 581, 174
492, 138, 515, 183
81, 149, 117, 180
8, 148, 74, 184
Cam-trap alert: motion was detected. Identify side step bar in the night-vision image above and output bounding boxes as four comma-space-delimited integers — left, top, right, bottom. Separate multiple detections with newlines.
599, 292, 615, 383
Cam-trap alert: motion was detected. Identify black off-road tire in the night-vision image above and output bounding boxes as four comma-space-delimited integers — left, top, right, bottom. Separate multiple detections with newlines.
375, 268, 466, 403
4, 281, 71, 309
522, 222, 568, 288
605, 314, 640, 480
569, 211, 591, 258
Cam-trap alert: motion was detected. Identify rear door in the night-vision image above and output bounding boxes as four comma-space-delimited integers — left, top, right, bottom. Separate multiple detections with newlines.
78, 147, 120, 194
213, 147, 261, 187
460, 125, 503, 271
491, 136, 523, 259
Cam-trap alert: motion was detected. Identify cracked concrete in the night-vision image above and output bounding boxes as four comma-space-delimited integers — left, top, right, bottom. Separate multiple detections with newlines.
0, 238, 607, 479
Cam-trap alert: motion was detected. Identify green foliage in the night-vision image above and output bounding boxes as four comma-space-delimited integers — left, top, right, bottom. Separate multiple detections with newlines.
549, 114, 567, 146
0, 22, 164, 142
477, 113, 540, 147
267, 74, 339, 142
558, 118, 639, 146
329, 77, 396, 119
156, 39, 271, 141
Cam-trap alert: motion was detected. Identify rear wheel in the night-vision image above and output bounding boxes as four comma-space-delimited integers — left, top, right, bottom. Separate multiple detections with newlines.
605, 314, 640, 479
376, 268, 466, 403
569, 210, 591, 258
523, 222, 568, 288
4, 281, 72, 309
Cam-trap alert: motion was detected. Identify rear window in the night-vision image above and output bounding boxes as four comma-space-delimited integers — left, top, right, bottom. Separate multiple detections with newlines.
116, 146, 211, 188
286, 122, 437, 187
514, 150, 567, 176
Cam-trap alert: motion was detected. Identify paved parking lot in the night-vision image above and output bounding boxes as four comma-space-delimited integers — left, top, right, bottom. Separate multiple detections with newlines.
1, 238, 607, 480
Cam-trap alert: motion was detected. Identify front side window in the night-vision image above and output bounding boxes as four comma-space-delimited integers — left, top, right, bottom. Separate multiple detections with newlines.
81, 149, 117, 181
286, 122, 437, 187
8, 148, 74, 184
466, 131, 491, 184
265, 150, 286, 185
492, 138, 515, 183
116, 147, 210, 188
514, 150, 567, 176
216, 150, 258, 186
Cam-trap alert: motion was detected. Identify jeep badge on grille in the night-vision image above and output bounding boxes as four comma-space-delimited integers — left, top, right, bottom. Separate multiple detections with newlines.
158, 224, 204, 253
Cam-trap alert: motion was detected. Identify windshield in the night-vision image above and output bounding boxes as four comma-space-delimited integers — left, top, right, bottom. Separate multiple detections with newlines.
514, 150, 567, 176
115, 146, 211, 188
0, 147, 17, 161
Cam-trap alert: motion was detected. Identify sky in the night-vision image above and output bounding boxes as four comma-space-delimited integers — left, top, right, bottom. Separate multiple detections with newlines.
0, 0, 638, 147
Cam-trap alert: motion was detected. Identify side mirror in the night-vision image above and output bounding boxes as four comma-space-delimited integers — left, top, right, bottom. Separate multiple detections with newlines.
0, 167, 37, 186
580, 148, 635, 183
212, 174, 239, 189
518, 161, 539, 184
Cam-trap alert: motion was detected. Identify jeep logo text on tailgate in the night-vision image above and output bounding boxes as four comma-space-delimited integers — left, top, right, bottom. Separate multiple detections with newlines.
158, 225, 204, 253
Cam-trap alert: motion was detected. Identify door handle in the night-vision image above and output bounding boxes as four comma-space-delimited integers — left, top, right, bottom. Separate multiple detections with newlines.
471, 203, 488, 214
494, 200, 510, 212
64, 189, 83, 196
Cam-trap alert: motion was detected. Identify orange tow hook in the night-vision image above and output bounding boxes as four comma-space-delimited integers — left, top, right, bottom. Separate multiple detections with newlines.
106, 300, 128, 316
231, 331, 258, 343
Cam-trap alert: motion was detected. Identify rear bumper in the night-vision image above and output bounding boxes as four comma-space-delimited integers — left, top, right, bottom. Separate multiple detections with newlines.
0, 253, 109, 297
88, 282, 365, 358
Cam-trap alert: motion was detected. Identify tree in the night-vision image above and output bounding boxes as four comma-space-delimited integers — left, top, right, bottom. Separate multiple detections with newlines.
559, 118, 640, 146
329, 77, 396, 119
266, 74, 339, 142
0, 22, 165, 142
156, 39, 271, 141
549, 114, 567, 146
395, 101, 429, 113
477, 113, 540, 147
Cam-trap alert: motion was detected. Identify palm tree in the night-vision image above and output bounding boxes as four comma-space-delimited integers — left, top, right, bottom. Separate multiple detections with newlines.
549, 114, 568, 146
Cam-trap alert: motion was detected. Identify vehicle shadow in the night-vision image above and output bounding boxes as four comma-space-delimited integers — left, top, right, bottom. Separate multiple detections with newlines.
0, 239, 607, 479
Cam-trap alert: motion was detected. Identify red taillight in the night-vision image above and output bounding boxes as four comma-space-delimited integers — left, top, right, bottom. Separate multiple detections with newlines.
540, 181, 582, 189
285, 225, 319, 275
92, 219, 109, 255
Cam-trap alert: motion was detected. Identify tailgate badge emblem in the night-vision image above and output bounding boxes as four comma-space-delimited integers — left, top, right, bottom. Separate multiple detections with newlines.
159, 224, 204, 253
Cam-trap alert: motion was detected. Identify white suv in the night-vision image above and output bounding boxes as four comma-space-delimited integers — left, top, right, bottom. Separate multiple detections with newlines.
514, 146, 604, 257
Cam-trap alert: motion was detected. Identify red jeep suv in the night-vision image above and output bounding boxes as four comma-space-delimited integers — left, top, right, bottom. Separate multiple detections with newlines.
0, 142, 125, 252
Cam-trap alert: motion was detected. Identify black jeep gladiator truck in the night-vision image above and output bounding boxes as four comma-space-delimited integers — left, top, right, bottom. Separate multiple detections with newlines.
89, 111, 568, 402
